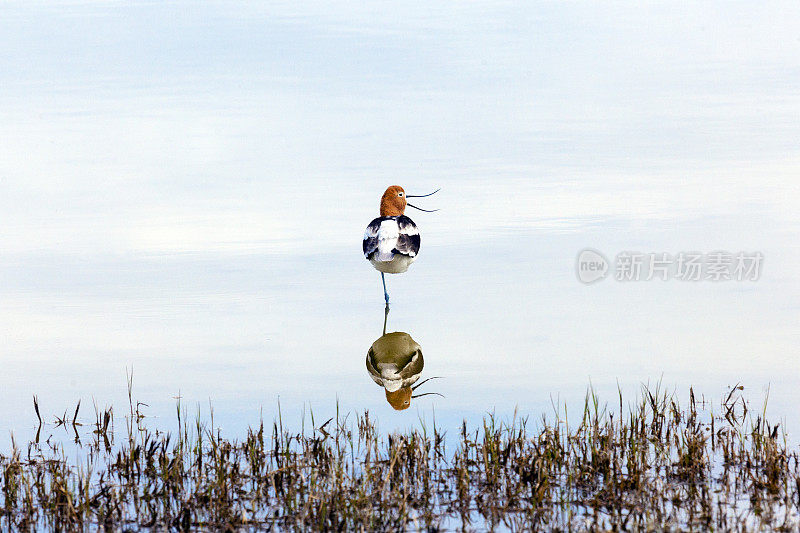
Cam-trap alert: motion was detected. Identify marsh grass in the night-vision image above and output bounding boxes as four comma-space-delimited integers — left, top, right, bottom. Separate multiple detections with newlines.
2, 382, 799, 531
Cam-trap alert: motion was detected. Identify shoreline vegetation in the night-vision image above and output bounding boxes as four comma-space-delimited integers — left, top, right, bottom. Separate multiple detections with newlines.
2, 382, 798, 531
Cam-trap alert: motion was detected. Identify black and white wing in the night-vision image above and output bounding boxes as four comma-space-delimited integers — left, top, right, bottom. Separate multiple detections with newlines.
362, 217, 383, 259
393, 215, 420, 257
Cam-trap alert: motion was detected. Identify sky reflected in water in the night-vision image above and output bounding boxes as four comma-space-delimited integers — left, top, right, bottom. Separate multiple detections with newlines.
1, 2, 798, 445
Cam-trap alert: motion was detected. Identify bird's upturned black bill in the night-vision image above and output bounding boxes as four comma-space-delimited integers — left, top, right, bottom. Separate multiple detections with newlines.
407, 203, 439, 212
407, 188, 440, 212
406, 188, 440, 198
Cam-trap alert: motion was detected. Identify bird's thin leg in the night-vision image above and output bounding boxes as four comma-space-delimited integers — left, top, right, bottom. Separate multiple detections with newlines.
381, 272, 390, 306
383, 303, 389, 336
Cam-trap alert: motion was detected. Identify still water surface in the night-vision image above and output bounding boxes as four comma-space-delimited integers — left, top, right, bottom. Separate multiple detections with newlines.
1, 2, 798, 445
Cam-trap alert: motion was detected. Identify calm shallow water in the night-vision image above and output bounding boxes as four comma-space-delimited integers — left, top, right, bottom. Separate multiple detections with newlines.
1, 2, 799, 446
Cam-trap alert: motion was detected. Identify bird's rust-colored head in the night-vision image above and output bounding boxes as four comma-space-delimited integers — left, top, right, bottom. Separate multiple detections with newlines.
385, 386, 412, 410
379, 185, 407, 217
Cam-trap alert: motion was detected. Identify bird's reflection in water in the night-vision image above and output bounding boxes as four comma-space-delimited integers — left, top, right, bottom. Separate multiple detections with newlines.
366, 304, 442, 410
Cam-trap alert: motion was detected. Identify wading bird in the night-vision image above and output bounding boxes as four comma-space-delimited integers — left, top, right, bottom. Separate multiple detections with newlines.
362, 186, 438, 305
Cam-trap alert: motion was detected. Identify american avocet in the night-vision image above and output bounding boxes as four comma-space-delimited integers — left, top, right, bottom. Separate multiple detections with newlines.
366, 331, 442, 410
362, 185, 439, 305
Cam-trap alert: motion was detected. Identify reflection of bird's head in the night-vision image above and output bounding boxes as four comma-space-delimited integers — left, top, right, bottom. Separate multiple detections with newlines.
385, 386, 412, 410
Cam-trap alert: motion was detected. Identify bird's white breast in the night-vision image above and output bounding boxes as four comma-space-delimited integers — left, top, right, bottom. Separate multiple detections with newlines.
370, 254, 416, 273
